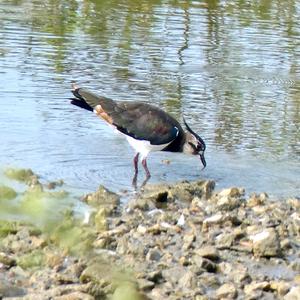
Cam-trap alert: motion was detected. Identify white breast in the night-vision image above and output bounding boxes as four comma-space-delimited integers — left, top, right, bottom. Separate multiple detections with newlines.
126, 135, 172, 159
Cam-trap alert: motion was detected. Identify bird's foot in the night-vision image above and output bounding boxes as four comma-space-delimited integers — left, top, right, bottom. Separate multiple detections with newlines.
141, 174, 151, 188
132, 172, 138, 190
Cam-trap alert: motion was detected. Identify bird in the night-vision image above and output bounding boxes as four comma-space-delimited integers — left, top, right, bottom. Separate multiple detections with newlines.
70, 84, 206, 185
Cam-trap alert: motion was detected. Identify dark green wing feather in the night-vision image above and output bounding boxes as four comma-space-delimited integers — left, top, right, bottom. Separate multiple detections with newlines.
110, 101, 181, 145
72, 88, 183, 145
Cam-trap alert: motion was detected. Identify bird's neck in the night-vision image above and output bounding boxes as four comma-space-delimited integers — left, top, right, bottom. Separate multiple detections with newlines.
162, 131, 186, 153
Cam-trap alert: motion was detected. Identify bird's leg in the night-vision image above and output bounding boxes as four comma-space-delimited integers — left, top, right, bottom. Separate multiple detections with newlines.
141, 158, 151, 179
132, 153, 139, 188
133, 153, 139, 173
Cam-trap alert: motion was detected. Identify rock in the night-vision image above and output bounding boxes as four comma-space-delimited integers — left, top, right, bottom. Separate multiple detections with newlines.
137, 225, 147, 235
280, 238, 292, 250
284, 286, 300, 300
247, 193, 268, 207
216, 283, 237, 299
177, 213, 185, 227
1, 177, 299, 300
287, 198, 300, 209
294, 275, 300, 284
127, 197, 156, 211
161, 159, 171, 164
149, 287, 169, 300
46, 179, 64, 190
0, 185, 17, 200
53, 292, 95, 300
54, 271, 79, 285
83, 185, 120, 210
111, 283, 145, 300
270, 281, 290, 297
178, 270, 197, 289
203, 213, 223, 228
45, 252, 65, 268
137, 278, 155, 291
162, 266, 186, 284
192, 256, 217, 273
219, 262, 250, 284
80, 259, 116, 290
169, 180, 216, 202
0, 281, 26, 298
215, 232, 235, 248
145, 270, 163, 284
214, 187, 245, 210
250, 228, 282, 257
198, 272, 220, 289
195, 296, 209, 300
290, 260, 300, 272
195, 246, 219, 261
183, 233, 195, 250
201, 180, 216, 199
0, 252, 16, 267
144, 180, 215, 204
140, 190, 169, 208
244, 281, 270, 295
216, 196, 241, 210
9, 264, 29, 277
146, 224, 167, 234
218, 187, 245, 198
179, 256, 189, 266
146, 249, 162, 262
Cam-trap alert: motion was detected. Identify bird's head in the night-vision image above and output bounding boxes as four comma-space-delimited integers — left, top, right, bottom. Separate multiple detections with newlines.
183, 118, 206, 168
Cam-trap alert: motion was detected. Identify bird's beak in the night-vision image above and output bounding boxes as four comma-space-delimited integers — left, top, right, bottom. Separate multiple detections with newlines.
199, 151, 206, 169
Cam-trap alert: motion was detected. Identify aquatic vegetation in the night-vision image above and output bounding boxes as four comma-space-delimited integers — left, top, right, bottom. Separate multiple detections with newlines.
0, 220, 19, 238
4, 168, 35, 183
0, 185, 17, 200
17, 249, 45, 269
48, 211, 97, 255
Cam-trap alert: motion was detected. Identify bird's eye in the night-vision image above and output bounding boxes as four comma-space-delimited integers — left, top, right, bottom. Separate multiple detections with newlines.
188, 142, 197, 151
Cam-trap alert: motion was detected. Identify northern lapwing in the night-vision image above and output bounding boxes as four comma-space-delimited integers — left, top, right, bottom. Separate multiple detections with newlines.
70, 84, 206, 185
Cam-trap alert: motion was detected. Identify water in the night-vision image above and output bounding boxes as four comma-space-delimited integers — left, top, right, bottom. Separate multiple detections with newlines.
0, 0, 299, 199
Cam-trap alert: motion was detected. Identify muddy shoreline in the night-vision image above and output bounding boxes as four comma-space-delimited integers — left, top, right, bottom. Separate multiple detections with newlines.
0, 169, 299, 299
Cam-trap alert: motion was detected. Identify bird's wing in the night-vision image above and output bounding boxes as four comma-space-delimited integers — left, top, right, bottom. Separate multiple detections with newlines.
70, 87, 181, 145
109, 102, 180, 145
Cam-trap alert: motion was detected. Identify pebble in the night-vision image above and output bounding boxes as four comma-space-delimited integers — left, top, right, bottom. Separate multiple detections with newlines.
283, 286, 300, 300
195, 246, 220, 261
203, 213, 223, 227
192, 256, 217, 273
183, 233, 195, 250
0, 252, 16, 267
218, 187, 245, 198
1, 177, 299, 300
53, 292, 95, 300
137, 278, 155, 291
244, 281, 270, 294
178, 270, 197, 289
216, 283, 237, 299
146, 249, 162, 262
250, 228, 282, 257
270, 281, 290, 296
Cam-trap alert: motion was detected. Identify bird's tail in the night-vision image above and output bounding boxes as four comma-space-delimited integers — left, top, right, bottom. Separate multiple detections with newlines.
70, 83, 115, 112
